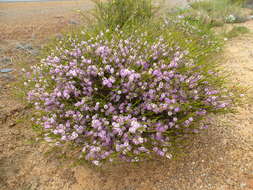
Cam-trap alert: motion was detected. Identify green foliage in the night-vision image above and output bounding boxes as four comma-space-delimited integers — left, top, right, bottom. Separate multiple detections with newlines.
183, 0, 247, 27
91, 0, 155, 30
230, 0, 246, 5
243, 0, 253, 9
225, 26, 250, 38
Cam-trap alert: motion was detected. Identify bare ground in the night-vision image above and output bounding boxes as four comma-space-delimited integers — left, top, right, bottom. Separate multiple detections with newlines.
0, 2, 253, 190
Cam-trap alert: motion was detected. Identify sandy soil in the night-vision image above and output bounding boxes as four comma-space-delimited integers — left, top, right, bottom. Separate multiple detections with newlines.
0, 0, 93, 40
0, 1, 253, 190
0, 0, 94, 117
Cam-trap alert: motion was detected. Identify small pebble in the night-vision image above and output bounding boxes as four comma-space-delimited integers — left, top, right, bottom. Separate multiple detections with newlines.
16, 43, 33, 50
0, 68, 13, 73
248, 15, 253, 20
30, 49, 39, 56
240, 183, 246, 188
55, 33, 64, 40
0, 57, 12, 65
69, 19, 79, 25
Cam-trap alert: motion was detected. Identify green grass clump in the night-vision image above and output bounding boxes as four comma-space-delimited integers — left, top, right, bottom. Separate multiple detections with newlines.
182, 0, 247, 27
230, 0, 246, 4
91, 0, 156, 30
225, 26, 250, 38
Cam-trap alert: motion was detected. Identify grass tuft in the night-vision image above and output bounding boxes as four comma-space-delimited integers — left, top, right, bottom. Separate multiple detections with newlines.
180, 0, 248, 27
225, 26, 250, 38
91, 0, 156, 30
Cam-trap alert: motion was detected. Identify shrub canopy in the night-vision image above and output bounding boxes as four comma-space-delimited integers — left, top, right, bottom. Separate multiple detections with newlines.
27, 18, 232, 165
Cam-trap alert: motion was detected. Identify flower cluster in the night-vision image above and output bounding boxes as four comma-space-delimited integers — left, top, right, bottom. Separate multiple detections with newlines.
162, 15, 222, 53
225, 14, 236, 23
27, 27, 231, 165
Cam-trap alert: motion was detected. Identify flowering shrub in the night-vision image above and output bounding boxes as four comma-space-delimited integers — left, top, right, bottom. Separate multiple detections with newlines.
26, 22, 232, 165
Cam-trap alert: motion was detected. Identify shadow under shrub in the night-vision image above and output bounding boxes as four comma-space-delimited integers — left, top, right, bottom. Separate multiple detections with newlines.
25, 12, 237, 165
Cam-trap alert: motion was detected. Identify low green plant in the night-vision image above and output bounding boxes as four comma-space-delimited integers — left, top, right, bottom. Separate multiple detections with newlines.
91, 0, 156, 30
230, 0, 246, 5
225, 26, 250, 38
243, 0, 253, 9
183, 0, 247, 27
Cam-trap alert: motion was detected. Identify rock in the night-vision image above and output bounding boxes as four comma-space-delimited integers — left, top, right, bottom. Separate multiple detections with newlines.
0, 68, 13, 73
54, 15, 64, 19
24, 43, 33, 50
8, 122, 17, 128
16, 42, 33, 51
239, 182, 246, 188
29, 177, 40, 190
244, 0, 253, 8
248, 15, 253, 20
0, 57, 12, 66
55, 33, 64, 40
16, 42, 40, 55
69, 19, 79, 25
0, 73, 15, 83
16, 43, 24, 50
235, 15, 248, 23
30, 49, 39, 56
31, 33, 36, 40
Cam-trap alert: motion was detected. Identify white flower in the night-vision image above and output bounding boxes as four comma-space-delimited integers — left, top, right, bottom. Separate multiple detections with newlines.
166, 153, 172, 159
129, 121, 141, 133
167, 111, 173, 116
92, 160, 100, 166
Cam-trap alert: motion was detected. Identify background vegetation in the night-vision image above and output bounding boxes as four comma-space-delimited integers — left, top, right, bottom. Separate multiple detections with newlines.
175, 0, 248, 27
